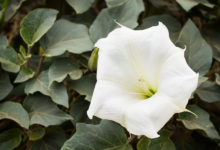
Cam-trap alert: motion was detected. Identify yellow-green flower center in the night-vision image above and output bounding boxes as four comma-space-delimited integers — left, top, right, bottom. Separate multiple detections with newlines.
135, 77, 157, 99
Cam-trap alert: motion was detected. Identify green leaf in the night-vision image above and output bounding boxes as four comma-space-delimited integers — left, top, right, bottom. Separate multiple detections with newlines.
137, 136, 151, 150
7, 83, 25, 100
105, 0, 128, 7
178, 105, 220, 140
3, 0, 26, 22
0, 46, 20, 73
89, 0, 144, 42
69, 73, 96, 101
215, 73, 220, 85
61, 120, 132, 150
0, 101, 29, 128
20, 8, 58, 46
0, 35, 8, 46
198, 76, 208, 87
70, 98, 99, 125
25, 70, 69, 107
137, 130, 175, 150
196, 81, 220, 103
27, 126, 46, 141
70, 9, 97, 26
23, 94, 73, 127
0, 71, 13, 100
0, 128, 23, 150
14, 66, 35, 83
137, 14, 181, 42
176, 19, 212, 76
66, 0, 94, 14
176, 0, 214, 11
30, 127, 66, 150
40, 19, 93, 57
48, 58, 82, 86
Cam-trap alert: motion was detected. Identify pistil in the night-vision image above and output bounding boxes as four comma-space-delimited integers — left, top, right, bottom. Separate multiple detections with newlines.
137, 77, 157, 99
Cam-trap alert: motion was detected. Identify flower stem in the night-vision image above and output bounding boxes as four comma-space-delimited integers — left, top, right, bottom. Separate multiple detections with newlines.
127, 134, 136, 144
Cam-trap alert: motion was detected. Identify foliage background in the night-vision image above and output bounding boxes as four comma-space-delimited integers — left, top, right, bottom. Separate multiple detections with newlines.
0, 0, 220, 149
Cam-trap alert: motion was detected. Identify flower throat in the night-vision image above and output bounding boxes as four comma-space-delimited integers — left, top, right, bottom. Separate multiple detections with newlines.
137, 77, 157, 99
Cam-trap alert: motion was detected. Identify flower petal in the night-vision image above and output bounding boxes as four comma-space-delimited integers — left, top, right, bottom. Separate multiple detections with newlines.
87, 80, 140, 126
95, 27, 139, 86
158, 51, 199, 108
95, 23, 183, 89
88, 22, 199, 139
124, 93, 178, 138
88, 81, 180, 139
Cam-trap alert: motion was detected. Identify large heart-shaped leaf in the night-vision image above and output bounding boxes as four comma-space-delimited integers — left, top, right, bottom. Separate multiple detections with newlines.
66, 0, 94, 14
176, 0, 214, 11
61, 120, 132, 150
0, 46, 20, 73
40, 19, 93, 57
105, 0, 128, 7
0, 101, 29, 128
14, 66, 35, 83
137, 130, 175, 150
70, 98, 99, 125
89, 0, 144, 42
0, 71, 13, 100
25, 70, 69, 107
137, 14, 181, 42
20, 8, 58, 46
69, 73, 96, 101
176, 19, 212, 76
48, 58, 82, 86
196, 81, 220, 103
178, 105, 220, 140
30, 127, 66, 150
24, 94, 73, 127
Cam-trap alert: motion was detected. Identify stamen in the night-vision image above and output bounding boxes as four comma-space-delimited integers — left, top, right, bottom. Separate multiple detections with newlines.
149, 88, 156, 95
136, 77, 157, 99
138, 77, 145, 82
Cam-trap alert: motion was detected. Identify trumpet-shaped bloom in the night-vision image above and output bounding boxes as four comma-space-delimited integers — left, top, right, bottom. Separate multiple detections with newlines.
87, 22, 199, 138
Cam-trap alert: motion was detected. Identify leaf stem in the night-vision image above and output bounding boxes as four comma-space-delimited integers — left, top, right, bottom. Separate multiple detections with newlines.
127, 134, 136, 144
91, 0, 100, 14
25, 46, 32, 67
35, 56, 45, 77
27, 46, 31, 56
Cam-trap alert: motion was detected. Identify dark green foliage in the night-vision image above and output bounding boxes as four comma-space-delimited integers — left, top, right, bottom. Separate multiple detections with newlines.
0, 0, 219, 149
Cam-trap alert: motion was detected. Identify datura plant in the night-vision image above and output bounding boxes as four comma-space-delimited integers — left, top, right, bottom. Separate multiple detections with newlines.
87, 23, 199, 138
0, 0, 220, 150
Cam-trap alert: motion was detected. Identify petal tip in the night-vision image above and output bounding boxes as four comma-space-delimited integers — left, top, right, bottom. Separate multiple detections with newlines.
158, 21, 164, 26
158, 21, 167, 29
87, 110, 94, 119
156, 21, 170, 37
144, 132, 160, 139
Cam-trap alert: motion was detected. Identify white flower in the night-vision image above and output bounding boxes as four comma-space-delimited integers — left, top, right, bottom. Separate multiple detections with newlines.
87, 22, 199, 138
